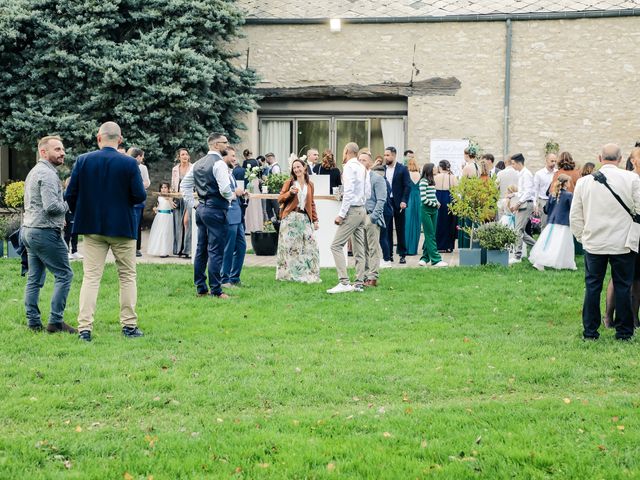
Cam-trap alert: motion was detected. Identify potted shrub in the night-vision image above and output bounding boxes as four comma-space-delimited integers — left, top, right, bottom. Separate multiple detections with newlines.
264, 173, 289, 197
3, 181, 25, 258
475, 222, 517, 267
250, 220, 278, 256
449, 177, 498, 266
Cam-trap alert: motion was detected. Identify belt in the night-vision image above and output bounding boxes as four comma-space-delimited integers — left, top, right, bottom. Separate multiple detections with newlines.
294, 208, 306, 214
157, 209, 172, 214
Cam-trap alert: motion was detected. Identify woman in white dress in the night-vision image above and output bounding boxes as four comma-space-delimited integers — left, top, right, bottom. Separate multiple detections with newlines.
147, 183, 175, 257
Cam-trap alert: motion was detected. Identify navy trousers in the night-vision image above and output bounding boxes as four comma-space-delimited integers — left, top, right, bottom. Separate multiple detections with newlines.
194, 204, 228, 296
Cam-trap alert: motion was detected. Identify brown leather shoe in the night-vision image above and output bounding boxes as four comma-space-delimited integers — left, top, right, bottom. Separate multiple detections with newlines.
364, 279, 378, 287
46, 322, 78, 334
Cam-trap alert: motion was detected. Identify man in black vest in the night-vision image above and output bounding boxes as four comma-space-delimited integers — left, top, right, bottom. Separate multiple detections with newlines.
181, 133, 239, 299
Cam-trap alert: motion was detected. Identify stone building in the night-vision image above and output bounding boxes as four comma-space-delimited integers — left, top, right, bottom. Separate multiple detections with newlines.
235, 0, 640, 171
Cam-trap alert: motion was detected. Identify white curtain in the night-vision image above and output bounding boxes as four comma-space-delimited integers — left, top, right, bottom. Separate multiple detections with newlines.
260, 120, 292, 172
380, 119, 405, 164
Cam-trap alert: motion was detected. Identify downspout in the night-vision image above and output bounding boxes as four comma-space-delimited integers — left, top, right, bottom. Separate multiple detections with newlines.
503, 18, 512, 160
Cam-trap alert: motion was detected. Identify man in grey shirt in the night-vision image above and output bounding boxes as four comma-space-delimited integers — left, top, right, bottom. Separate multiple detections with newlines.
21, 135, 75, 333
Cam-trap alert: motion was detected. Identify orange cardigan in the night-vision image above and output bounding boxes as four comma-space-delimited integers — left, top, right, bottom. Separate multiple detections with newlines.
278, 179, 318, 223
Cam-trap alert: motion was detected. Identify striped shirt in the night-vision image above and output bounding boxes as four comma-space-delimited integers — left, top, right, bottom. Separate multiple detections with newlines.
419, 178, 438, 208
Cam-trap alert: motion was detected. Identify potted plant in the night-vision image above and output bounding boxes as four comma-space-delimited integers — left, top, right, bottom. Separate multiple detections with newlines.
449, 177, 499, 266
250, 220, 278, 256
264, 173, 289, 196
475, 222, 517, 266
3, 181, 25, 258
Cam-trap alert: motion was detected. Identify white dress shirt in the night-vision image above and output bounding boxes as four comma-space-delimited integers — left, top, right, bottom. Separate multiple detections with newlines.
385, 165, 395, 198
533, 167, 556, 201
294, 180, 307, 210
180, 151, 233, 209
339, 157, 369, 218
516, 167, 535, 203
570, 164, 640, 255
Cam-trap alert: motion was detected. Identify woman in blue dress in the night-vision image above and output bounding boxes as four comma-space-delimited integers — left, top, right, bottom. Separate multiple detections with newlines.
404, 158, 422, 255
434, 160, 459, 252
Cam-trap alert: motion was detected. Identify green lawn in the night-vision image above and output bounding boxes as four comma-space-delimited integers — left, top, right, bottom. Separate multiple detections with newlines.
1, 259, 638, 479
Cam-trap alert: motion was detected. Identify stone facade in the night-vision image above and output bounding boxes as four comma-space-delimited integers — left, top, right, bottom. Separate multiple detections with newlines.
237, 16, 640, 170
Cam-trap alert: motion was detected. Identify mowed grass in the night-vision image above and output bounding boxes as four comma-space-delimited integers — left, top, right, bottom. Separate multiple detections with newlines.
1, 258, 639, 479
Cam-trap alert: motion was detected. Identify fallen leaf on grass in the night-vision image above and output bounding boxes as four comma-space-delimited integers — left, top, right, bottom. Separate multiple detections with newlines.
327, 462, 336, 472
235, 467, 242, 473
75, 425, 82, 433
563, 398, 571, 404
617, 425, 625, 431
420, 440, 427, 448
612, 416, 619, 422
404, 407, 413, 415
63, 460, 72, 469
475, 436, 482, 444
257, 463, 269, 468
383, 432, 392, 438
124, 473, 134, 480
598, 445, 607, 451
216, 418, 224, 423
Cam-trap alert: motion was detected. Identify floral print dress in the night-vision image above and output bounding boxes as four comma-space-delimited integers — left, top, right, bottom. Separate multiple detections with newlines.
276, 210, 321, 283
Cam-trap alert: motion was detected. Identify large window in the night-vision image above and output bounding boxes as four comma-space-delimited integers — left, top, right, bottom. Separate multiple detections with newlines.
259, 115, 405, 171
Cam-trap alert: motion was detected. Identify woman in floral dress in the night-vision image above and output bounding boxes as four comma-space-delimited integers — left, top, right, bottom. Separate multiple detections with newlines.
276, 158, 321, 283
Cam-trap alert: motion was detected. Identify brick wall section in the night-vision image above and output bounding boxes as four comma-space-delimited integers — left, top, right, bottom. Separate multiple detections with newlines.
237, 17, 640, 170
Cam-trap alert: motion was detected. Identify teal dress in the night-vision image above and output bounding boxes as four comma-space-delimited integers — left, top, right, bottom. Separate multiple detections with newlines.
404, 180, 422, 255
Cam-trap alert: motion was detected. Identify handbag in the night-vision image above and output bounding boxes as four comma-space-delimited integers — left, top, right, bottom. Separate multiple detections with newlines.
592, 171, 640, 252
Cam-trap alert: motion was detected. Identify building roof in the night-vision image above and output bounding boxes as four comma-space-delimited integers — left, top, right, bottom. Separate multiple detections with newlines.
239, 0, 640, 20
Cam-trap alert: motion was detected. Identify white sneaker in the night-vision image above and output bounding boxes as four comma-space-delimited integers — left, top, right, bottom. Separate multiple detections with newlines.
73, 252, 83, 260
326, 283, 355, 294
418, 260, 429, 267
533, 263, 544, 272
379, 260, 393, 269
508, 257, 522, 265
432, 261, 448, 268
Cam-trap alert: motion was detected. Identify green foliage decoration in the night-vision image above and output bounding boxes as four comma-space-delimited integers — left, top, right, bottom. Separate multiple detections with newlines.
475, 221, 517, 250
4, 181, 25, 209
449, 177, 499, 246
265, 173, 289, 195
0, 0, 259, 164
544, 139, 560, 155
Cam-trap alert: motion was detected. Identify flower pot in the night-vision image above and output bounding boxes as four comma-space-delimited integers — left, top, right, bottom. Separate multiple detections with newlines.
459, 247, 485, 266
485, 249, 509, 266
251, 231, 278, 256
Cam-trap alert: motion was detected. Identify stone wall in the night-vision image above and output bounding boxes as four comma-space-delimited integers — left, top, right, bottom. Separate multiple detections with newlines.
237, 16, 640, 170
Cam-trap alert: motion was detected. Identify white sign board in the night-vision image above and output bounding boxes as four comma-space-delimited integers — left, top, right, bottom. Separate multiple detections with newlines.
430, 139, 469, 178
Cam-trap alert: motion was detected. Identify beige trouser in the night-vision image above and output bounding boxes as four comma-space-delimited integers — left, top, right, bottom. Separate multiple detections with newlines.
537, 198, 549, 228
363, 216, 381, 281
77, 234, 138, 332
331, 206, 366, 285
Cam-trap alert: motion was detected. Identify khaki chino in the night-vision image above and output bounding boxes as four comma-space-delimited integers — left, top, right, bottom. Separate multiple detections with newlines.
77, 234, 138, 332
331, 206, 366, 285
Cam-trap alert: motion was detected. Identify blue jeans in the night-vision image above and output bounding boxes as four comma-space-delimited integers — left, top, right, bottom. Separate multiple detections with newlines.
193, 204, 228, 296
221, 222, 246, 284
21, 227, 73, 326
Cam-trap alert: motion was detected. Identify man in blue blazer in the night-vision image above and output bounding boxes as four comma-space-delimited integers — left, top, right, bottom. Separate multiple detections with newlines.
383, 146, 412, 263
65, 122, 147, 342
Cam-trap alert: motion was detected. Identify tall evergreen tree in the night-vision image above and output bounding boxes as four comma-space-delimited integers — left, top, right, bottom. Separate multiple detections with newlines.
0, 0, 258, 162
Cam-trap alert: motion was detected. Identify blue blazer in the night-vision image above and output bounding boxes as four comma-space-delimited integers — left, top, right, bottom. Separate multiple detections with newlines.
385, 162, 412, 210
65, 147, 147, 239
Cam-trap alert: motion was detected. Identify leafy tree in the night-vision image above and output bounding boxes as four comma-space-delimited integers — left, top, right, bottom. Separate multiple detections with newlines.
0, 0, 259, 163
449, 177, 499, 246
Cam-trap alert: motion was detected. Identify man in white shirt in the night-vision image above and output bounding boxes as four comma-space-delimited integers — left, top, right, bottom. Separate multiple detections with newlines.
306, 148, 319, 175
327, 142, 369, 294
496, 156, 519, 215
510, 153, 536, 261
533, 153, 557, 228
570, 143, 640, 341
181, 133, 242, 299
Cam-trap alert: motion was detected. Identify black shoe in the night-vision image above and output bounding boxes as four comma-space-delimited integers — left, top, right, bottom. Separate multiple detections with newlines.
28, 324, 44, 332
47, 322, 78, 334
78, 330, 92, 342
136, 250, 142, 257
399, 256, 406, 264
122, 326, 144, 338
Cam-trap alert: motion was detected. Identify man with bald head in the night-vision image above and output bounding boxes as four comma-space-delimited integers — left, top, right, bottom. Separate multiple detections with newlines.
65, 122, 147, 342
570, 143, 640, 341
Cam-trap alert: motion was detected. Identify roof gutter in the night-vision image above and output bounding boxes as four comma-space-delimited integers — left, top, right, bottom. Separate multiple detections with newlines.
244, 9, 640, 25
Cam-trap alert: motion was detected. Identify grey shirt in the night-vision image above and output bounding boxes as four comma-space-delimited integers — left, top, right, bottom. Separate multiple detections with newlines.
23, 159, 68, 229
365, 171, 387, 228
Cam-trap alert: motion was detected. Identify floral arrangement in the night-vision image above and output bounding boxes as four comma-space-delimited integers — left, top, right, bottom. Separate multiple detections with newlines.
4, 181, 25, 209
244, 166, 262, 183
475, 222, 517, 250
262, 220, 276, 233
466, 138, 481, 157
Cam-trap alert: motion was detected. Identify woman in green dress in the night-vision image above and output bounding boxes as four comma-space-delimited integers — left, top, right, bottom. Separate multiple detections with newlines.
404, 158, 422, 255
